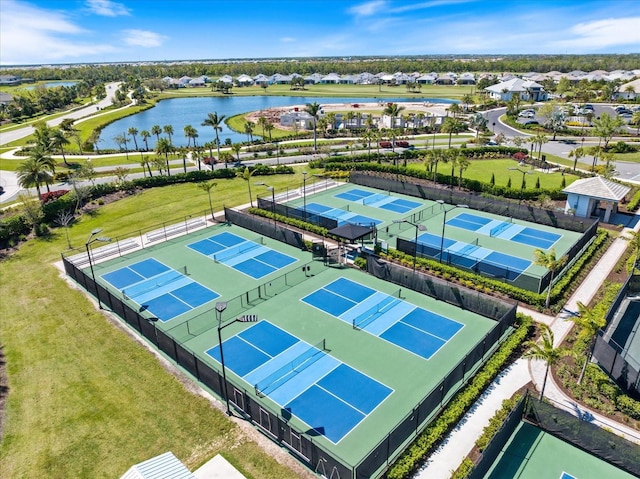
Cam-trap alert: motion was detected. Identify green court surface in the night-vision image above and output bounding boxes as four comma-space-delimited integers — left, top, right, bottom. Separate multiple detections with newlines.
484, 422, 636, 479
85, 221, 500, 469
288, 183, 582, 285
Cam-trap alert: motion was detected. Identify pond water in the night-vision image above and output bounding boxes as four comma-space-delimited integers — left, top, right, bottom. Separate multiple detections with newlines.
98, 96, 458, 150
23, 81, 78, 90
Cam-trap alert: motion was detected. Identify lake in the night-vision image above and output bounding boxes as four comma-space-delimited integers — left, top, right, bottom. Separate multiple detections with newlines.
23, 81, 79, 90
98, 96, 458, 150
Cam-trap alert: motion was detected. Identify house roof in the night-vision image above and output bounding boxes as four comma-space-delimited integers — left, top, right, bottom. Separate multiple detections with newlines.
120, 452, 195, 479
562, 177, 630, 202
620, 78, 640, 92
485, 77, 544, 94
327, 223, 374, 241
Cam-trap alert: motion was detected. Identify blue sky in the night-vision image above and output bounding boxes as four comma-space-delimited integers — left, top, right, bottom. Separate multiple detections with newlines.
1, 0, 639, 65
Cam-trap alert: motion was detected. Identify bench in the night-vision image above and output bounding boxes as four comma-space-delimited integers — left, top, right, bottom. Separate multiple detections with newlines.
146, 217, 206, 243
73, 239, 139, 267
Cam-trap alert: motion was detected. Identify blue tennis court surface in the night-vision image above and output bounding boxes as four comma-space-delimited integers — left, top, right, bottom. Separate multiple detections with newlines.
187, 232, 297, 279
305, 202, 381, 227
560, 473, 578, 479
335, 188, 421, 213
447, 212, 561, 249
415, 232, 531, 280
301, 277, 463, 360
206, 321, 392, 443
101, 258, 219, 321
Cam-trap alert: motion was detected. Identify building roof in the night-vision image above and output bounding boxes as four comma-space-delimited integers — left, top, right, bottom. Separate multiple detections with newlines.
120, 452, 195, 479
562, 176, 630, 201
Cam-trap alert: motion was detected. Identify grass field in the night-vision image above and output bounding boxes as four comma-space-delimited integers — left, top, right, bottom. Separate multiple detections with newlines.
0, 172, 315, 478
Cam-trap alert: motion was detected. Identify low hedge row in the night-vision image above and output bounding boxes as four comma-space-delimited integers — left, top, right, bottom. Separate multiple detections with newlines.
626, 188, 640, 212
385, 314, 533, 479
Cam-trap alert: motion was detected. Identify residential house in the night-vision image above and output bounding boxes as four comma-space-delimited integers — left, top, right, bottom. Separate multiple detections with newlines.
457, 72, 476, 85
615, 78, 640, 100
236, 74, 254, 86
485, 77, 548, 102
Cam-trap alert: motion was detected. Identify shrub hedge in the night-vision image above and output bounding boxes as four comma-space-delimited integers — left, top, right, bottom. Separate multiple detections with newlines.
385, 314, 533, 479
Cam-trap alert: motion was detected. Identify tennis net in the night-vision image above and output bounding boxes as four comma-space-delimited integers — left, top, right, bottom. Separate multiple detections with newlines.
352, 289, 402, 330
122, 267, 187, 300
489, 222, 512, 238
213, 237, 264, 263
254, 339, 327, 397
362, 194, 382, 206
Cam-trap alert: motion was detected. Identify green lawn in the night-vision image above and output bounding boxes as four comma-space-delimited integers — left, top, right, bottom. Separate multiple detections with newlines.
0, 172, 315, 479
408, 158, 579, 190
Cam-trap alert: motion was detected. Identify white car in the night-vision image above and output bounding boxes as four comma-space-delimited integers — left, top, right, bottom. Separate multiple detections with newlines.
518, 110, 535, 118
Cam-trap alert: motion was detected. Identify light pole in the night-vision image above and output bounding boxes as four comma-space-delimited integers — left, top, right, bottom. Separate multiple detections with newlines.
436, 200, 468, 263
216, 302, 258, 416
393, 220, 426, 271
274, 141, 280, 165
508, 167, 532, 203
85, 228, 111, 309
255, 182, 276, 229
302, 171, 308, 222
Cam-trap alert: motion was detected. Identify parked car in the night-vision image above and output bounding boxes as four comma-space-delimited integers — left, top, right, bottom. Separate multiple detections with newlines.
379, 141, 392, 148
518, 110, 535, 118
395, 140, 410, 148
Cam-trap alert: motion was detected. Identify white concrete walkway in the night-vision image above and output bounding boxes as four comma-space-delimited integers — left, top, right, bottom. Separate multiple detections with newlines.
416, 218, 640, 478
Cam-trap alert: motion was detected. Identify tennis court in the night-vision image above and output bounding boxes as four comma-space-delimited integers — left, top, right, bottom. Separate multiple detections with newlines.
101, 258, 219, 321
415, 231, 531, 281
187, 231, 297, 279
301, 277, 463, 360
484, 422, 636, 479
447, 212, 562, 249
335, 187, 422, 213
304, 202, 381, 227
206, 320, 393, 443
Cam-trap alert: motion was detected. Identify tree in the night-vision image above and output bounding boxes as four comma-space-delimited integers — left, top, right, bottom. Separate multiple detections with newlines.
140, 155, 152, 177
140, 130, 151, 151
202, 112, 226, 166
625, 230, 640, 271
241, 167, 255, 207
587, 145, 602, 170
231, 143, 242, 162
468, 113, 487, 141
54, 209, 75, 249
383, 103, 406, 144
533, 133, 548, 161
183, 124, 197, 148
568, 146, 585, 172
304, 102, 322, 152
127, 127, 139, 151
631, 111, 640, 135
155, 137, 174, 176
197, 181, 217, 221
456, 155, 471, 188
441, 117, 465, 148
244, 121, 254, 143
151, 124, 162, 142
592, 113, 624, 149
569, 302, 606, 385
49, 128, 70, 166
533, 248, 567, 308
17, 153, 51, 199
114, 133, 130, 161
522, 324, 564, 400
163, 124, 174, 145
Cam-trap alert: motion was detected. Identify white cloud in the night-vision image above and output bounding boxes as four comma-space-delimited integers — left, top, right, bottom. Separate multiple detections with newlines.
392, 0, 476, 13
348, 0, 387, 17
280, 37, 296, 43
0, 0, 116, 65
86, 0, 130, 17
122, 29, 167, 48
550, 17, 640, 50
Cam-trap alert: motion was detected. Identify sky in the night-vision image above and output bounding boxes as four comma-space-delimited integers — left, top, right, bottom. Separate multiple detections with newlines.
1, 0, 639, 66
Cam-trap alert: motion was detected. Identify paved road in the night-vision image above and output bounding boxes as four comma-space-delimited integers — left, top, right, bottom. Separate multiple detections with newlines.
484, 107, 640, 183
0, 81, 122, 146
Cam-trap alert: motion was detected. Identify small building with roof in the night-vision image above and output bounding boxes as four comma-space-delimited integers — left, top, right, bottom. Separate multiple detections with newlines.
562, 176, 630, 223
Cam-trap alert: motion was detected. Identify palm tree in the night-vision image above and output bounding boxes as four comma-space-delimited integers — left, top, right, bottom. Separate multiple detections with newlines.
522, 324, 564, 401
457, 155, 471, 188
242, 167, 255, 207
244, 122, 254, 143
140, 130, 151, 151
533, 133, 548, 161
569, 302, 606, 385
441, 117, 465, 148
231, 143, 242, 163
49, 128, 70, 166
568, 146, 585, 172
197, 181, 217, 221
183, 125, 196, 148
140, 155, 152, 177
127, 127, 139, 151
163, 125, 174, 145
155, 137, 174, 176
468, 113, 487, 141
256, 116, 268, 138
631, 110, 640, 135
202, 112, 226, 166
383, 103, 406, 146
151, 124, 162, 142
17, 146, 54, 198
534, 248, 567, 308
304, 102, 322, 152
